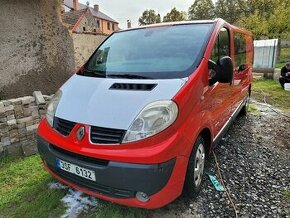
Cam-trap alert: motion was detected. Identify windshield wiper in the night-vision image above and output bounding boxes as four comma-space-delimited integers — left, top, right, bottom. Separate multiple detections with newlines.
83, 69, 106, 78
108, 74, 151, 79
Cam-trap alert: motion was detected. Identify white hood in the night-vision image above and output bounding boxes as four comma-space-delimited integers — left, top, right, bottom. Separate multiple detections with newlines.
56, 75, 186, 130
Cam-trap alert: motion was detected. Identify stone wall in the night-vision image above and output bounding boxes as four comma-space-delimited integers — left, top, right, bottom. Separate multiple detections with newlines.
0, 92, 51, 157
72, 33, 107, 69
0, 0, 75, 99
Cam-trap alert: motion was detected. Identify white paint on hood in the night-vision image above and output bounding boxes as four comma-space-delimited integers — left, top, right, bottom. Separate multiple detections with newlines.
56, 75, 186, 130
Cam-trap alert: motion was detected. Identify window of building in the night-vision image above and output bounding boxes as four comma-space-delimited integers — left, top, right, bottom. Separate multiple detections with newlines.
210, 27, 230, 63
234, 32, 247, 70
93, 29, 96, 32
97, 20, 100, 29
112, 23, 115, 31
83, 27, 86, 31
107, 22, 110, 30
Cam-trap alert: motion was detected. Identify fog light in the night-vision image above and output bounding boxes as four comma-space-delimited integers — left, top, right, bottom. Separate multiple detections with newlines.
136, 192, 149, 202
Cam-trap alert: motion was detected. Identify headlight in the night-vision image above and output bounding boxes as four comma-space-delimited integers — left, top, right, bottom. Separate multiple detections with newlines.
46, 90, 62, 127
123, 100, 178, 143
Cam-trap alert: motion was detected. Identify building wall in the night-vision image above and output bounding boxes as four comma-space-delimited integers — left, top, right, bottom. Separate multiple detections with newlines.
72, 33, 108, 69
101, 20, 118, 35
74, 10, 102, 33
0, 0, 75, 99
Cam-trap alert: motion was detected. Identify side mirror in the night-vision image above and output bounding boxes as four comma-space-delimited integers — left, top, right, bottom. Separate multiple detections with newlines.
208, 56, 233, 85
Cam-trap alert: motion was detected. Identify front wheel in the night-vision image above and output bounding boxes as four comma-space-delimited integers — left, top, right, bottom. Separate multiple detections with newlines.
183, 136, 206, 198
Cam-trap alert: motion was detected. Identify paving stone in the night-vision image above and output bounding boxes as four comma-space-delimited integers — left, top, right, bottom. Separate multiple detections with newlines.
9, 98, 22, 105
21, 96, 35, 105
4, 105, 14, 112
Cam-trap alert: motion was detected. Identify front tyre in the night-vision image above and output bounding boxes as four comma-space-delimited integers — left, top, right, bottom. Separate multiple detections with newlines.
184, 136, 206, 198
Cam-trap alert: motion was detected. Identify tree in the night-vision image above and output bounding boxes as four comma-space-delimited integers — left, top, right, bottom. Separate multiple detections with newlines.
163, 7, 187, 22
188, 0, 215, 20
239, 12, 269, 39
139, 10, 161, 26
215, 0, 247, 24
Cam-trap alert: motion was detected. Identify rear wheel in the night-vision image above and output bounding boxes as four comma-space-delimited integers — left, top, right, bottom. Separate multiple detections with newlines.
240, 87, 251, 116
184, 136, 206, 198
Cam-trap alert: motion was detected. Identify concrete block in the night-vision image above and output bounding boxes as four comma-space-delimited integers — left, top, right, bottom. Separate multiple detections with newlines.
7, 114, 15, 121
33, 91, 45, 105
7, 143, 23, 157
9, 98, 22, 105
4, 105, 14, 112
22, 142, 37, 157
26, 124, 39, 132
21, 96, 35, 105
17, 116, 32, 124
7, 119, 17, 126
1, 137, 11, 146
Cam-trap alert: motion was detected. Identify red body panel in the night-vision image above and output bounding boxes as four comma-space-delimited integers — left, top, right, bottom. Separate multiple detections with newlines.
38, 19, 253, 209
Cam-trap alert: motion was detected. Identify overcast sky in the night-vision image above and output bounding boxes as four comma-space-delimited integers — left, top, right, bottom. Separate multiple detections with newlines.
79, 0, 194, 29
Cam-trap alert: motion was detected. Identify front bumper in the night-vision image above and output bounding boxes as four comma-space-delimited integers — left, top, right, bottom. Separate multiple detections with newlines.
37, 136, 188, 208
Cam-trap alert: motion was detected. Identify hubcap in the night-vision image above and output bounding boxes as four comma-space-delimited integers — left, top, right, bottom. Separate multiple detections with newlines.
194, 143, 205, 187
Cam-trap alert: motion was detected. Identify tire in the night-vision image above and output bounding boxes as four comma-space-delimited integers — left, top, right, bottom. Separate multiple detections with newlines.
183, 136, 206, 198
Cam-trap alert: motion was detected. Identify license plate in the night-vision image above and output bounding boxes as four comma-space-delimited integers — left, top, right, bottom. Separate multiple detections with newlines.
56, 159, 96, 182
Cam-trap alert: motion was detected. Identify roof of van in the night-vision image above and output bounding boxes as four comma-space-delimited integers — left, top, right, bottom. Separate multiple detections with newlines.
118, 20, 216, 32
118, 18, 252, 36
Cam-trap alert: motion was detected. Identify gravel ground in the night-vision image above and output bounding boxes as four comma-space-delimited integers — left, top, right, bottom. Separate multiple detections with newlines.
185, 101, 290, 218
151, 101, 290, 218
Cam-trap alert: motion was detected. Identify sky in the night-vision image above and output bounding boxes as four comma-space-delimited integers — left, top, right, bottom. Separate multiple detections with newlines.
79, 0, 194, 29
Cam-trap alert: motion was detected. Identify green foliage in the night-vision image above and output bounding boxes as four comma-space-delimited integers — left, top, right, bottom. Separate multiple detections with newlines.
188, 0, 215, 20
138, 9, 161, 26
163, 7, 187, 22
0, 155, 67, 217
215, 0, 246, 23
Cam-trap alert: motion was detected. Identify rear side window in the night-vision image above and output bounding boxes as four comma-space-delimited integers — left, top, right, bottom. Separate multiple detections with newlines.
211, 28, 230, 63
234, 33, 247, 70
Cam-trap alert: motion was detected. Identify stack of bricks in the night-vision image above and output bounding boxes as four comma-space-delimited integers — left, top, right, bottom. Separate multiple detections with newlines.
0, 91, 52, 157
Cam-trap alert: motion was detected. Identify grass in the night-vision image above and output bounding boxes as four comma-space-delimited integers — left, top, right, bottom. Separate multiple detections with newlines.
252, 79, 290, 113
0, 155, 67, 218
0, 155, 151, 218
248, 103, 259, 115
276, 47, 290, 68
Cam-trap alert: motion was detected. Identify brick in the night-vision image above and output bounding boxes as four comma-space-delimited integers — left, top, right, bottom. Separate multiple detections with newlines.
4, 105, 14, 112
18, 128, 26, 137
33, 91, 45, 105
1, 137, 10, 146
9, 98, 22, 105
26, 124, 39, 132
7, 143, 23, 157
0, 102, 4, 113
2, 100, 11, 107
10, 137, 19, 143
21, 96, 35, 105
22, 142, 37, 157
7, 114, 15, 121
17, 123, 26, 129
17, 116, 32, 124
25, 120, 34, 127
7, 119, 17, 126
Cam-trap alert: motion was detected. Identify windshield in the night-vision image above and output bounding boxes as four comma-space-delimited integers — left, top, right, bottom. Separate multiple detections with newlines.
85, 23, 213, 79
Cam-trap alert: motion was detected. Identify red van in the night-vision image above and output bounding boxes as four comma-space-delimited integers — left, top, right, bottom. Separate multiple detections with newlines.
37, 18, 253, 209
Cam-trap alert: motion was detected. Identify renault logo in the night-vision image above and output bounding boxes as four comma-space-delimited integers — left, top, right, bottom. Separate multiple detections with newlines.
76, 126, 85, 141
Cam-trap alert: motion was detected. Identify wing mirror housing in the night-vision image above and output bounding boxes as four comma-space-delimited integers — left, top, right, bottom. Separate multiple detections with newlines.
208, 56, 234, 85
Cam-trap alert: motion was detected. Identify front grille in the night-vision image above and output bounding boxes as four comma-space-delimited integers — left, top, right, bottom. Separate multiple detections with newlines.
48, 165, 135, 198
53, 117, 76, 136
90, 126, 126, 144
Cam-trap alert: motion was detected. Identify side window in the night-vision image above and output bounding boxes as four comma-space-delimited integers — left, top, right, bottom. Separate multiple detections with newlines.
211, 28, 230, 63
234, 32, 247, 70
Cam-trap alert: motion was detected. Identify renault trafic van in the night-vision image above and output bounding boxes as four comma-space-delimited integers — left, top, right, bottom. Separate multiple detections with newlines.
37, 19, 253, 209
